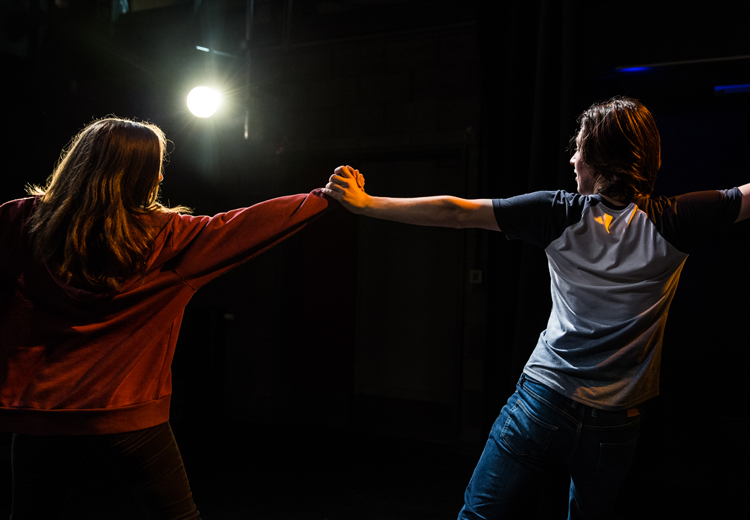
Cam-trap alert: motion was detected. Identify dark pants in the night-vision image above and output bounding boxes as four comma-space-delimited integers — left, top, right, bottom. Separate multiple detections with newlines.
459, 374, 643, 520
10, 421, 201, 520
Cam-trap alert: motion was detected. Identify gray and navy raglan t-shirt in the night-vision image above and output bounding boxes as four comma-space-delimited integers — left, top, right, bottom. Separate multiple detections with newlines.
493, 188, 742, 410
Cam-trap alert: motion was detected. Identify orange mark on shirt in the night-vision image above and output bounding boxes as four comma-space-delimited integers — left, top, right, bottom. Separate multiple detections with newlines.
594, 213, 614, 233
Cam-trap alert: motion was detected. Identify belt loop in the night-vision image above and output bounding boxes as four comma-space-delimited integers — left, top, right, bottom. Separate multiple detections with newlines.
591, 408, 598, 418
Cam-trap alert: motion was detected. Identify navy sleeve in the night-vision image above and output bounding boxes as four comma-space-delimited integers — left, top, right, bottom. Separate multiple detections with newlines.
492, 191, 587, 249
640, 187, 742, 253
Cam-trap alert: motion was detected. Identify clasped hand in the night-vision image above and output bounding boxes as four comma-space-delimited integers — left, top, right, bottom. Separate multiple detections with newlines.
321, 165, 369, 213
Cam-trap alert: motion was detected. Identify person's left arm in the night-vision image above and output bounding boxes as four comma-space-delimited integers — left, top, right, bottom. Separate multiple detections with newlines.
735, 183, 750, 222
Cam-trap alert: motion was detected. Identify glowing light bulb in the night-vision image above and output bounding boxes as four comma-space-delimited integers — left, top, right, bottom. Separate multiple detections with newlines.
187, 86, 221, 118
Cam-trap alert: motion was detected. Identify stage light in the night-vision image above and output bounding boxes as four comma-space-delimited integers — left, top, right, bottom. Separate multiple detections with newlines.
187, 86, 221, 118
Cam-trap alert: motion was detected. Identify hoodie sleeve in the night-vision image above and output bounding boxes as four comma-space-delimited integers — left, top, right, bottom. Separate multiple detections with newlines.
167, 189, 334, 290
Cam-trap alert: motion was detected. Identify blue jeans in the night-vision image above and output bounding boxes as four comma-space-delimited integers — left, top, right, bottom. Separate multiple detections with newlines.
459, 374, 642, 520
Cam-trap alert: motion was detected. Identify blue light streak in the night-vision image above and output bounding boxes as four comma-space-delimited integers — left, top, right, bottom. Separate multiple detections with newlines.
714, 84, 750, 94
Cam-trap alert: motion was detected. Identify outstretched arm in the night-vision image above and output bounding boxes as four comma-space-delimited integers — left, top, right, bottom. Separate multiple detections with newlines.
321, 165, 500, 231
736, 183, 750, 223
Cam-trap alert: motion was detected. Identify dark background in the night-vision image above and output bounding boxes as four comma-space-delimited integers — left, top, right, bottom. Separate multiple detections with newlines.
1, 0, 749, 518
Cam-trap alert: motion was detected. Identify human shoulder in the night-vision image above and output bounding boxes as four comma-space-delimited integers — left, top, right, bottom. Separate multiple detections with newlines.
493, 190, 599, 221
0, 197, 37, 228
492, 190, 595, 248
493, 189, 593, 214
632, 188, 743, 253
634, 188, 741, 219
493, 189, 581, 204
1, 198, 38, 270
1, 196, 36, 212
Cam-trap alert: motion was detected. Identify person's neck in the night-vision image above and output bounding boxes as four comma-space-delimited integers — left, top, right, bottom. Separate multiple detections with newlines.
596, 192, 628, 206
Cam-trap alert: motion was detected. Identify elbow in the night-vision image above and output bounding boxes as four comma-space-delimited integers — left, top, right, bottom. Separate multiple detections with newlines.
443, 197, 497, 231
444, 199, 473, 229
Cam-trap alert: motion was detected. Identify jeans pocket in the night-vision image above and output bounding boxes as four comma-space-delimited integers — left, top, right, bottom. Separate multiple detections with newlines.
595, 435, 639, 478
499, 399, 558, 457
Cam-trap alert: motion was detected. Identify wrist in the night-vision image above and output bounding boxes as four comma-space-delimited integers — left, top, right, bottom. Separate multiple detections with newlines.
354, 193, 374, 215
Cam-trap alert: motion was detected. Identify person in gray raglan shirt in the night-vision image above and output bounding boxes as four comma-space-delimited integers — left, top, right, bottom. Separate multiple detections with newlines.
322, 97, 750, 520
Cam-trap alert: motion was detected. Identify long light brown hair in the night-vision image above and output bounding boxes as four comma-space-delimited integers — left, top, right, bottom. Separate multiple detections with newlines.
26, 117, 190, 292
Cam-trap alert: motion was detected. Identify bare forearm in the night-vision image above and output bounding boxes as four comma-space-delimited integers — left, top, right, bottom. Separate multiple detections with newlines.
358, 195, 499, 230
359, 195, 457, 227
323, 165, 500, 230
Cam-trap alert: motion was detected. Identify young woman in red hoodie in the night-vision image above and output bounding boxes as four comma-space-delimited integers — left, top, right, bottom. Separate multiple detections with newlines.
0, 118, 333, 519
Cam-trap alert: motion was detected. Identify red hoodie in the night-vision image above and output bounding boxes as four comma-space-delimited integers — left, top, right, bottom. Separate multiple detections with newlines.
0, 191, 332, 435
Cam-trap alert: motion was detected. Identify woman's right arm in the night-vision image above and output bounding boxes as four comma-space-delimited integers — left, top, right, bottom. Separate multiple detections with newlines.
169, 189, 333, 289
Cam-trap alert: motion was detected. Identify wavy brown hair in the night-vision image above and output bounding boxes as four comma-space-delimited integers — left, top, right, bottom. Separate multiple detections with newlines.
26, 117, 190, 292
573, 96, 661, 201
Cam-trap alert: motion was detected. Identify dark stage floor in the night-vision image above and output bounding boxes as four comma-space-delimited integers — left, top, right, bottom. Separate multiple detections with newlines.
0, 415, 745, 519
